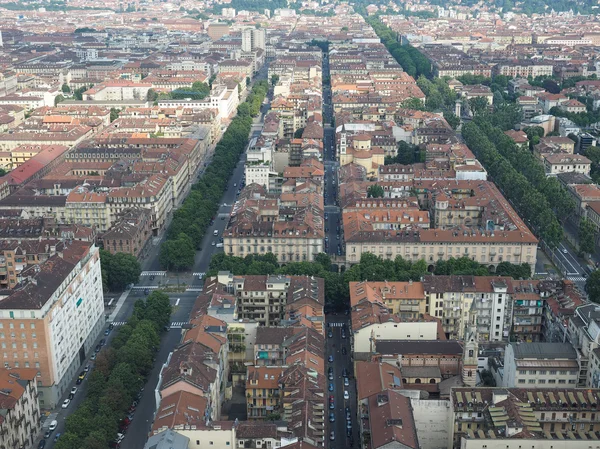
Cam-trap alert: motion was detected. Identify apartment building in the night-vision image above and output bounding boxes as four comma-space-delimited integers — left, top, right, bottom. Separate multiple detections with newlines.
246, 366, 284, 419
233, 275, 291, 326
0, 242, 104, 407
253, 327, 295, 367
0, 367, 40, 449
83, 81, 152, 101
350, 298, 440, 357
568, 304, 600, 387
503, 342, 579, 388
342, 180, 538, 273
0, 239, 73, 289
101, 208, 153, 258
450, 387, 600, 449
350, 281, 427, 319
543, 154, 591, 177
224, 186, 324, 264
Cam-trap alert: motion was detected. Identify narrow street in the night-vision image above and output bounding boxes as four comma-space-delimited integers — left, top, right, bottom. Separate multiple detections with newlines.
326, 314, 357, 449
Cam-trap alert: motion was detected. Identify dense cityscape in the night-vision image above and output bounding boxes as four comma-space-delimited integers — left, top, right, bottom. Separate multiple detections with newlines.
3, 0, 600, 449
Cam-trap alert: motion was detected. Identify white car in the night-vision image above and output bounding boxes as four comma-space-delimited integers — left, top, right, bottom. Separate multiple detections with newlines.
344, 390, 349, 400
70, 387, 78, 395
562, 248, 568, 254
61, 399, 71, 409
48, 420, 58, 431
116, 433, 125, 443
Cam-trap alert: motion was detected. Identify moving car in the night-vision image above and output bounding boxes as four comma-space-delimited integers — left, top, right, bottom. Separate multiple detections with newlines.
49, 420, 58, 431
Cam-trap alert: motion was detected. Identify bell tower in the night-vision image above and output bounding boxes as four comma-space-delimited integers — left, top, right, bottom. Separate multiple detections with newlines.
462, 324, 479, 387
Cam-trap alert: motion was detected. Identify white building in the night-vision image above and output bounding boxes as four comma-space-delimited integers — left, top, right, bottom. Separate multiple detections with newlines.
353, 319, 439, 354
503, 342, 579, 388
242, 28, 266, 52
0, 242, 104, 407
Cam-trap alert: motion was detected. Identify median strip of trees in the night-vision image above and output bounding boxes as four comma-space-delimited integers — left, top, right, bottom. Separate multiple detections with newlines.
159, 80, 269, 270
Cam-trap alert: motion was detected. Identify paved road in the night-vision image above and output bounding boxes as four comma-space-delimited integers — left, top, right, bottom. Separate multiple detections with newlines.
326, 314, 357, 449
322, 52, 343, 257
38, 66, 271, 449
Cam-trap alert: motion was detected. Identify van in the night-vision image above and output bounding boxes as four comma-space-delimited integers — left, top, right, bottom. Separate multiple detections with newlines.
213, 230, 219, 236
216, 243, 224, 248
49, 420, 58, 431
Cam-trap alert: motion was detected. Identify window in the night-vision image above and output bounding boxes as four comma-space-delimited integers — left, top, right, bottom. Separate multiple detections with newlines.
30, 323, 35, 329
518, 379, 526, 383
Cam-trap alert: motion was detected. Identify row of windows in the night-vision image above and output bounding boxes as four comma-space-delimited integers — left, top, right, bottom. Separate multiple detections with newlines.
0, 322, 36, 329
1, 342, 38, 349
3, 352, 40, 359
517, 379, 576, 384
518, 370, 576, 375
0, 333, 37, 339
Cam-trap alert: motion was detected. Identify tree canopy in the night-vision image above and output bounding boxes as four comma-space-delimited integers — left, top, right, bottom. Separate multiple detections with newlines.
54, 291, 170, 449
99, 250, 141, 292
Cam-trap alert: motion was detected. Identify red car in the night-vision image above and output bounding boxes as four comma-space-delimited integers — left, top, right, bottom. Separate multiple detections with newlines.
329, 395, 334, 403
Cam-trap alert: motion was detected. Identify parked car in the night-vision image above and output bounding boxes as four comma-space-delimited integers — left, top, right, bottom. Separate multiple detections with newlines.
44, 430, 52, 439
90, 353, 96, 361
104, 328, 110, 336
329, 412, 335, 422
329, 431, 335, 441
344, 377, 349, 387
328, 383, 334, 392
68, 393, 74, 400
61, 399, 71, 408
38, 440, 46, 449
49, 420, 57, 431
344, 390, 349, 400
70, 387, 78, 395
84, 365, 90, 372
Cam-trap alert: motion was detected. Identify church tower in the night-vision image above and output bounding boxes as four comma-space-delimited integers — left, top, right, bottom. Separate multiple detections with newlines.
462, 324, 478, 387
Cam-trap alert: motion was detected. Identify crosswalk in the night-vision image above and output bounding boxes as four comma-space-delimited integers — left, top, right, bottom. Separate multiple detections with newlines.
140, 271, 166, 276
186, 288, 203, 292
328, 322, 345, 327
568, 276, 587, 283
193, 272, 206, 278
110, 321, 189, 329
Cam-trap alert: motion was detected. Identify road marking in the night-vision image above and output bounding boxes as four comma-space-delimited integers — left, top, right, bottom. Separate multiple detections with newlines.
568, 276, 587, 282
193, 272, 206, 278
186, 288, 203, 292
140, 271, 166, 276
175, 298, 180, 306
111, 321, 190, 328
107, 298, 115, 306
329, 322, 344, 327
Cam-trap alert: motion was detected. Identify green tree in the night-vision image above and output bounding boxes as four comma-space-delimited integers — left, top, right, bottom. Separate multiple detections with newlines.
401, 97, 425, 110
54, 95, 65, 106
468, 96, 489, 115
159, 233, 196, 270
99, 250, 141, 291
294, 127, 304, 138
586, 270, 600, 303
367, 184, 384, 198
579, 218, 597, 255
271, 74, 280, 86
53, 433, 83, 449
110, 108, 120, 122
444, 111, 460, 129
62, 83, 71, 93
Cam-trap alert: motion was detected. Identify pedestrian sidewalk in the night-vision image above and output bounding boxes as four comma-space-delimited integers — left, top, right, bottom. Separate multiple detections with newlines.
107, 288, 131, 322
